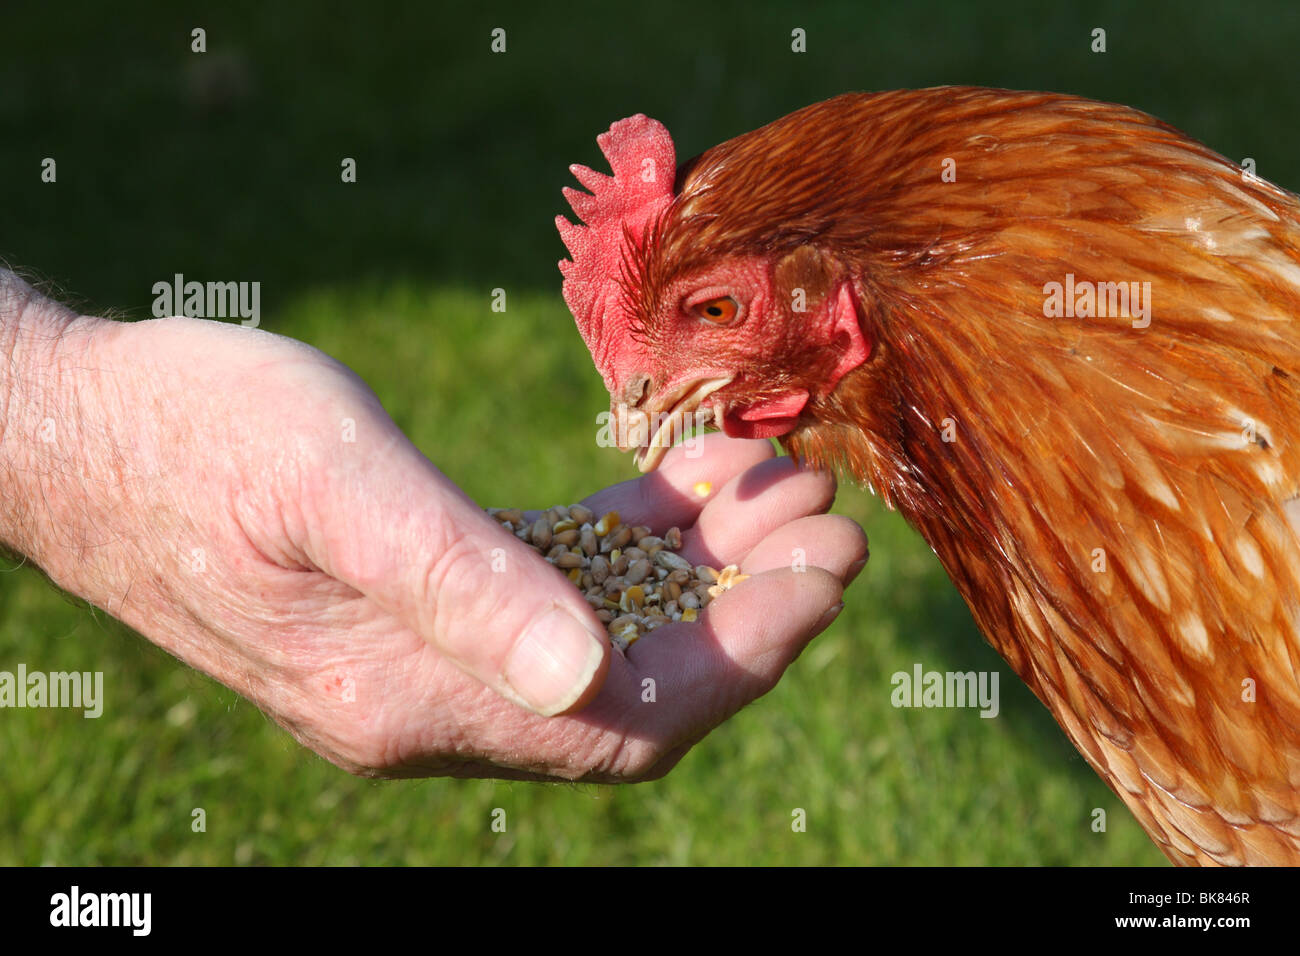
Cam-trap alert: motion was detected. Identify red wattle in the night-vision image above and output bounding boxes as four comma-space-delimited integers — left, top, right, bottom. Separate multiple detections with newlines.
722, 415, 802, 439
721, 389, 810, 439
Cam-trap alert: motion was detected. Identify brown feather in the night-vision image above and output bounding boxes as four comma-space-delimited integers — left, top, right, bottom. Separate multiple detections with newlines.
657, 87, 1300, 864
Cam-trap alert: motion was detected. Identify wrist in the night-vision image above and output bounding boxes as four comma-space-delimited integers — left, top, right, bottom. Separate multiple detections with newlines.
0, 274, 107, 562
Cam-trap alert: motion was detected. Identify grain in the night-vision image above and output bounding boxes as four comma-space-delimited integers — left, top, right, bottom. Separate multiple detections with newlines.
487, 505, 746, 650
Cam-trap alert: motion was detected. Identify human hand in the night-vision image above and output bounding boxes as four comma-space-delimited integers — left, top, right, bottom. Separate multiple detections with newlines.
2, 304, 866, 780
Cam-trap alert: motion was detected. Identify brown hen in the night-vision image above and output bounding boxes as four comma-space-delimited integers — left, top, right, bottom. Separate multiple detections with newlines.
557, 87, 1300, 865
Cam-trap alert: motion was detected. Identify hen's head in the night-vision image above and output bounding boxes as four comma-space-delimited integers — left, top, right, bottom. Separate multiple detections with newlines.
556, 110, 871, 470
556, 89, 1300, 517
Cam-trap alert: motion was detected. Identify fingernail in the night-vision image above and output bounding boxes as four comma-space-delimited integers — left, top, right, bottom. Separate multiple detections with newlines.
503, 606, 607, 716
813, 602, 844, 635
846, 557, 868, 583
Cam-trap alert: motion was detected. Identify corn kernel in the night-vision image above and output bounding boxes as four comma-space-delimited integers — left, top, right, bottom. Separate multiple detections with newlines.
593, 511, 620, 537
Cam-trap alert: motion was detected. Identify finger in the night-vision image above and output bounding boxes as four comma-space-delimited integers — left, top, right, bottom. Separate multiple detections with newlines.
311, 432, 609, 717
740, 513, 869, 584
679, 457, 837, 568
620, 568, 844, 740
581, 432, 775, 530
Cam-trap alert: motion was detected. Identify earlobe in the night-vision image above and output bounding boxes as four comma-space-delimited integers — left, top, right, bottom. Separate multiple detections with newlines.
824, 282, 871, 393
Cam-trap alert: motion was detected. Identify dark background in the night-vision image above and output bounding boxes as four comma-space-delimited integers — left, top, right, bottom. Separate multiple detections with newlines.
7, 1, 1298, 314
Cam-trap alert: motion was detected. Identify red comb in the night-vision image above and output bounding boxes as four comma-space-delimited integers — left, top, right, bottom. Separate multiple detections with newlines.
557, 114, 676, 389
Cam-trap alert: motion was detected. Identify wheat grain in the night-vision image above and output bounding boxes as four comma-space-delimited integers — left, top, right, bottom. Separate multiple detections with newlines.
487, 506, 746, 651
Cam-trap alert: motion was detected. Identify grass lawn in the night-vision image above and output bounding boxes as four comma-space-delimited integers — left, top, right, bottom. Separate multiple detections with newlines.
3, 0, 1297, 865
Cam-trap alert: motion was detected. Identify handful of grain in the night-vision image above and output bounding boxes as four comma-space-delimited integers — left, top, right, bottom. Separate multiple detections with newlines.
487, 504, 748, 651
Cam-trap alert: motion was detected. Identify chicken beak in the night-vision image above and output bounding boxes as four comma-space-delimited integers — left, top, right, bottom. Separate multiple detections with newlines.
609, 376, 733, 472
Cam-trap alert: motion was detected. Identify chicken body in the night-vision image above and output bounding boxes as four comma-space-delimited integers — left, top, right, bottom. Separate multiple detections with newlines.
557, 87, 1300, 865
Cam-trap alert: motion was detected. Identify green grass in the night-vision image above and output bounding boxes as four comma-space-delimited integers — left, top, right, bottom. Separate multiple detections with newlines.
6, 0, 1296, 865
0, 283, 1163, 865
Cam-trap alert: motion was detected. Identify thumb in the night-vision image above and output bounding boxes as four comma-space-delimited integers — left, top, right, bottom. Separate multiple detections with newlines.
310, 435, 610, 716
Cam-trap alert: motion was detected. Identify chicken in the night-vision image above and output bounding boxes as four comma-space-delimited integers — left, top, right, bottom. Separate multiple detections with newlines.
556, 87, 1300, 866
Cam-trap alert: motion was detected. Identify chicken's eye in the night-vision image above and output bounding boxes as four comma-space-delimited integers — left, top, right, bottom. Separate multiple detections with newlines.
693, 296, 739, 325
